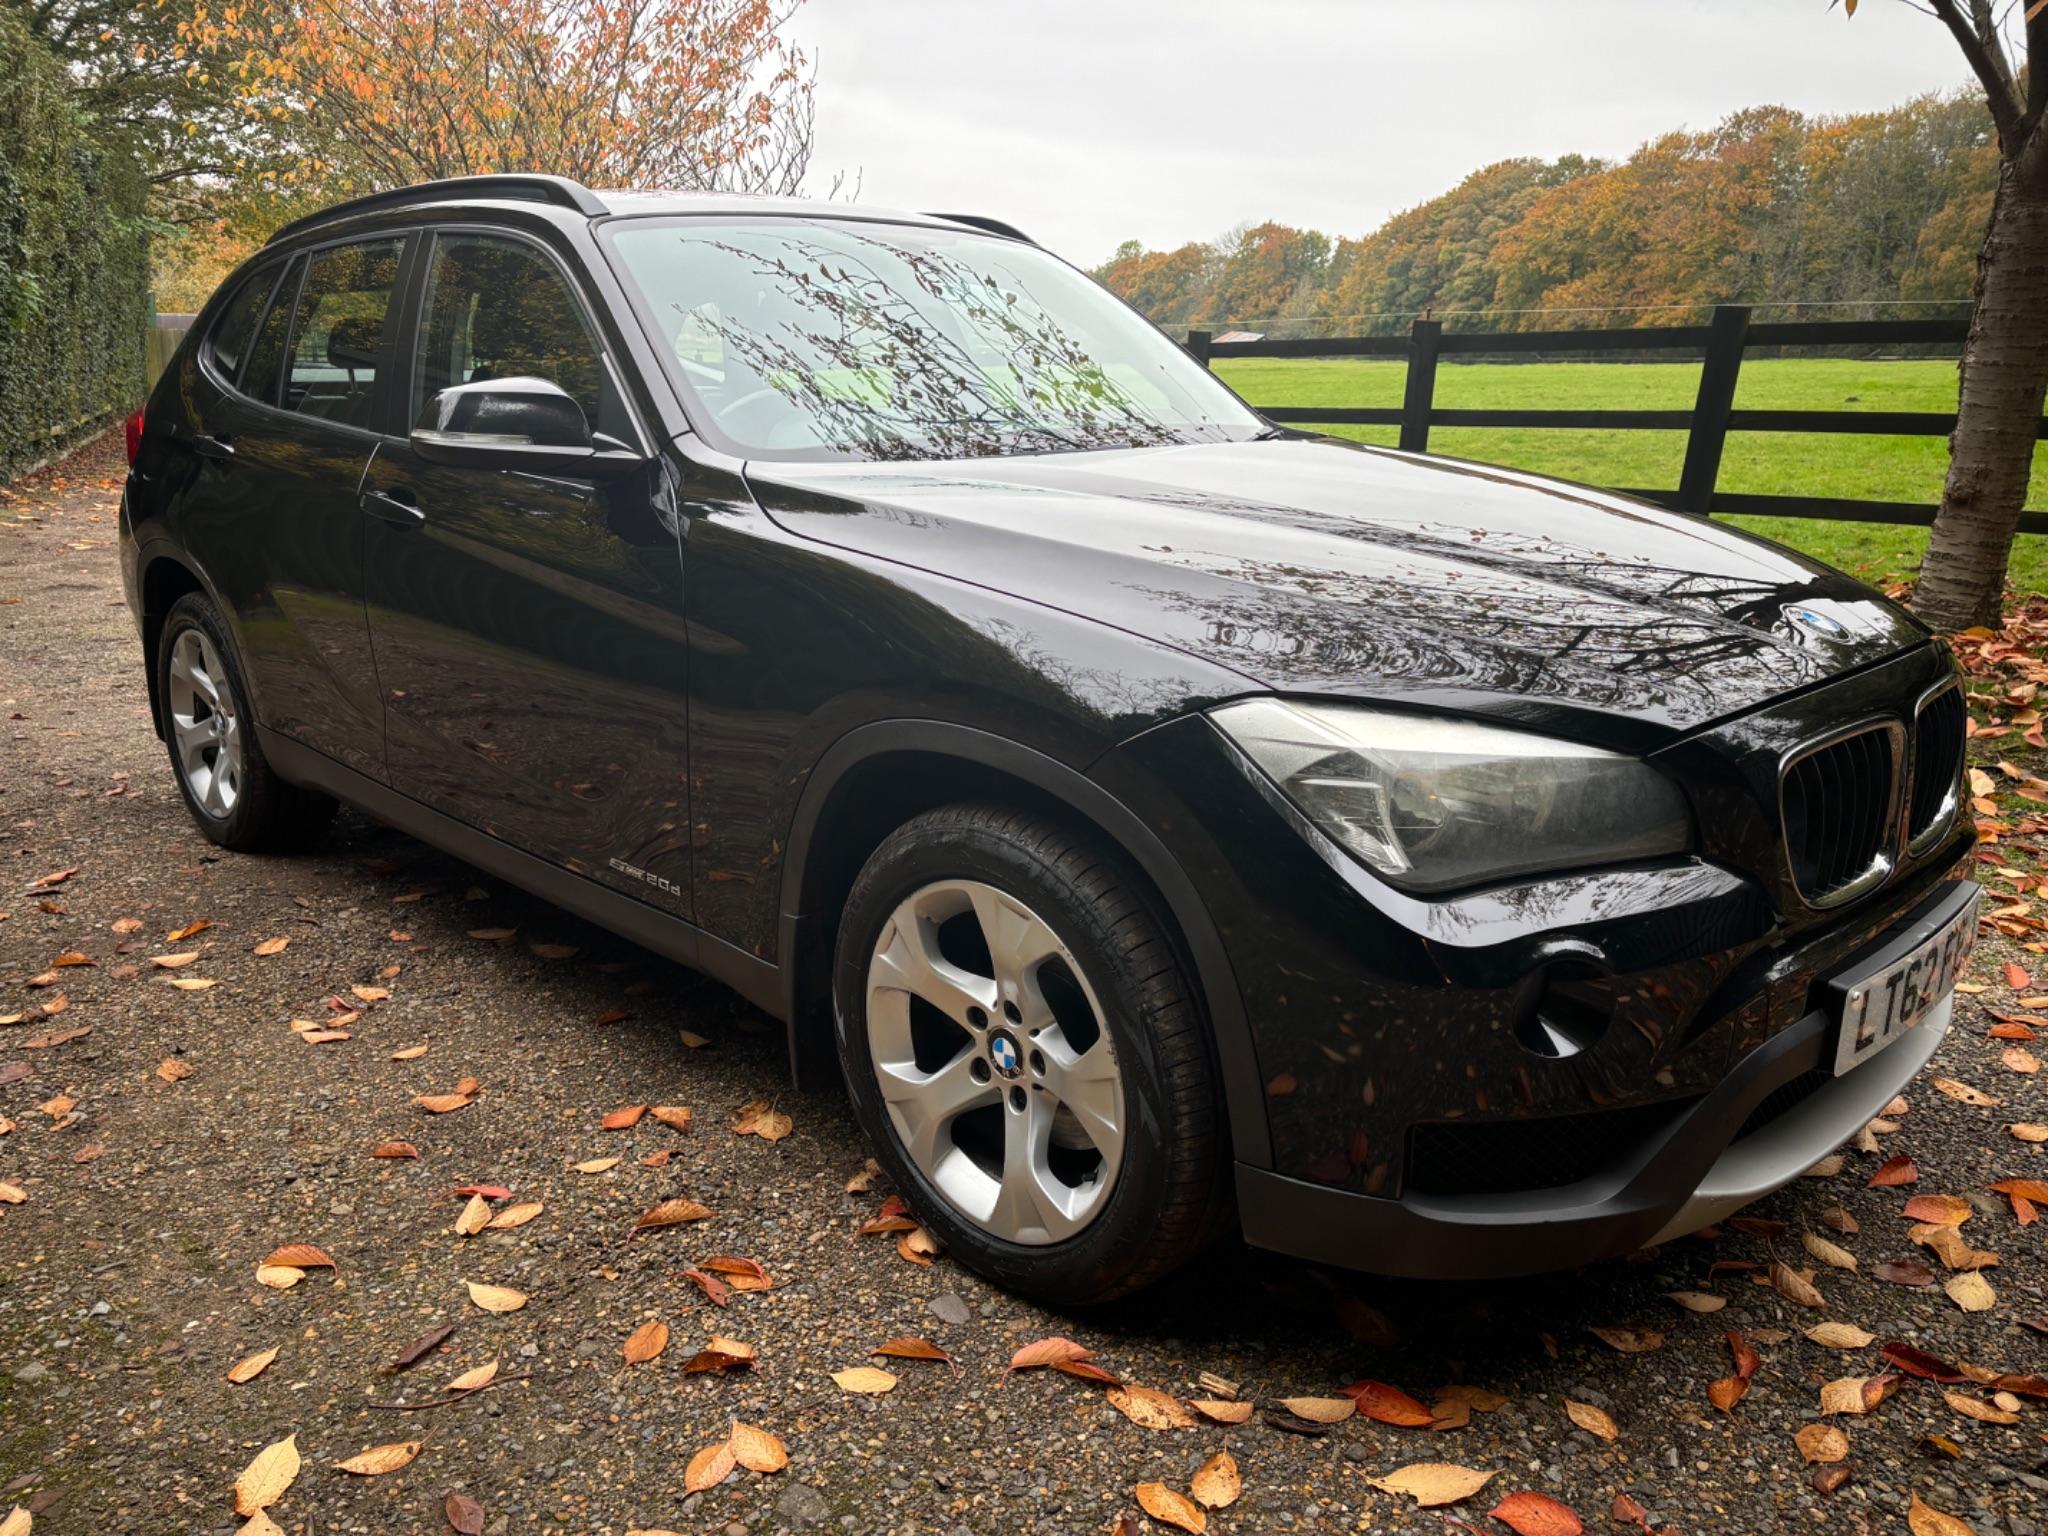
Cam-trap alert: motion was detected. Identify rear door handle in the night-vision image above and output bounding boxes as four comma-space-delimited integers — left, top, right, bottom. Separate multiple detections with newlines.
362, 489, 424, 527
193, 432, 235, 459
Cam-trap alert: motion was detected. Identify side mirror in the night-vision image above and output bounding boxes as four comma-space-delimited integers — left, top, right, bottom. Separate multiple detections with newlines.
411, 376, 644, 479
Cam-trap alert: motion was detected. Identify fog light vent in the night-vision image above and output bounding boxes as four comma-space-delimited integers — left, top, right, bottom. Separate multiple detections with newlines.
1513, 963, 1612, 1061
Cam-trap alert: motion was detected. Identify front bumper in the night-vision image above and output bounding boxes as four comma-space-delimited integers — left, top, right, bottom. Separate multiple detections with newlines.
1234, 877, 1972, 1278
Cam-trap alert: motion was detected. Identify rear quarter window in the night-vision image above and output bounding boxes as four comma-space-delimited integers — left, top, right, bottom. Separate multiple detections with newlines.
205, 266, 280, 384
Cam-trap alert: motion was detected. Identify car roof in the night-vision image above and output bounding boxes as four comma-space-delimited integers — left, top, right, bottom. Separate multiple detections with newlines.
263, 174, 1031, 249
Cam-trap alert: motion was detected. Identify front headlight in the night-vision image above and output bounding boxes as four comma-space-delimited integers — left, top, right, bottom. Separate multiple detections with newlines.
1211, 698, 1691, 893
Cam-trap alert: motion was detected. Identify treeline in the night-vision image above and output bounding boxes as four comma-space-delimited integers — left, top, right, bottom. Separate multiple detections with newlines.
1094, 93, 1994, 336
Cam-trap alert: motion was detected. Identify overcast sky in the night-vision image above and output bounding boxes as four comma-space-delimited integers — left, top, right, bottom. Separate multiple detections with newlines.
797, 0, 1982, 267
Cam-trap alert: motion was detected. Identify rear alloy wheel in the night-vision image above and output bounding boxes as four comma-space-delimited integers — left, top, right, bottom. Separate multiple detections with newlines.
834, 803, 1227, 1304
156, 592, 336, 852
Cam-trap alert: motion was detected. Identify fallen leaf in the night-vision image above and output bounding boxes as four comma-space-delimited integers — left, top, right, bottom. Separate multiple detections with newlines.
1135, 1482, 1205, 1534
253, 1264, 304, 1289
112, 916, 142, 934
683, 1441, 735, 1494
1587, 1326, 1663, 1353
1943, 1389, 2019, 1424
1490, 1490, 1584, 1536
0, 1183, 24, 1205
683, 1336, 759, 1374
1109, 1384, 1196, 1428
485, 1201, 543, 1230
871, 1337, 953, 1368
389, 1323, 456, 1371
650, 1105, 694, 1133
728, 1420, 787, 1473
1708, 1375, 1749, 1413
253, 937, 288, 956
372, 1141, 419, 1160
1364, 1462, 1495, 1508
1004, 1336, 1093, 1380
1805, 1322, 1875, 1349
1874, 1259, 1937, 1287
602, 1103, 649, 1130
1344, 1378, 1434, 1426
1880, 1342, 1964, 1381
465, 1281, 527, 1313
334, 1441, 422, 1476
1275, 1395, 1354, 1424
417, 1094, 473, 1114
447, 1361, 499, 1392
1564, 1399, 1617, 1441
454, 1195, 492, 1236
445, 1493, 486, 1535
832, 1366, 897, 1394
680, 1268, 731, 1305
575, 1157, 621, 1174
628, 1197, 713, 1238
155, 1058, 193, 1082
226, 1346, 279, 1384
1662, 1290, 1726, 1314
1908, 1493, 1976, 1536
1802, 1232, 1856, 1270
1190, 1451, 1240, 1511
1819, 1374, 1898, 1414
1770, 1260, 1825, 1308
1943, 1270, 1996, 1312
1869, 1154, 1919, 1187
1902, 1193, 1973, 1225
1930, 1076, 2000, 1107
151, 951, 199, 969
1794, 1422, 1848, 1464
234, 1433, 300, 1515
264, 1243, 335, 1270
624, 1321, 669, 1364
390, 1045, 429, 1061
1188, 1397, 1255, 1424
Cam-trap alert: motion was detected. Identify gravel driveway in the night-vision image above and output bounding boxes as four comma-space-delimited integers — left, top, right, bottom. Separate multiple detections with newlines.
2, 434, 2044, 1536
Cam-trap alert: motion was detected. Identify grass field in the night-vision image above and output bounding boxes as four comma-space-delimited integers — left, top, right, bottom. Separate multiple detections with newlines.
1210, 356, 2048, 597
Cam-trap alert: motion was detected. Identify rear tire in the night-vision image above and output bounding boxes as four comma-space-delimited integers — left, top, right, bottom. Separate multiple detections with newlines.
157, 592, 336, 852
833, 802, 1227, 1305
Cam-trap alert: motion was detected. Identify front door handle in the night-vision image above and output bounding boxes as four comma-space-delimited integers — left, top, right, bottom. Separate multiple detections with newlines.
362, 489, 425, 527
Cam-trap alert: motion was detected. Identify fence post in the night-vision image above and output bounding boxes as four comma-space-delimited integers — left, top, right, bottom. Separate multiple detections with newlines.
1399, 319, 1442, 453
1678, 304, 1750, 516
1186, 329, 1211, 370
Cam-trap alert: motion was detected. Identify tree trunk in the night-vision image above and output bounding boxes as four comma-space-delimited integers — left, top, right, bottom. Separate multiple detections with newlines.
1913, 129, 2048, 632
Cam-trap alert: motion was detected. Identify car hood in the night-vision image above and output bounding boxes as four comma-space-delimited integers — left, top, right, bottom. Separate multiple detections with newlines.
743, 436, 1928, 737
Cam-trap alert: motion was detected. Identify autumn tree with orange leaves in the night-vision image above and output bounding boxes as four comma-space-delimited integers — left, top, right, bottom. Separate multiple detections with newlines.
179, 0, 817, 196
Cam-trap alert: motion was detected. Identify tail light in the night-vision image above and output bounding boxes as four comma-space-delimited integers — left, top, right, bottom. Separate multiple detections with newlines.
124, 408, 146, 466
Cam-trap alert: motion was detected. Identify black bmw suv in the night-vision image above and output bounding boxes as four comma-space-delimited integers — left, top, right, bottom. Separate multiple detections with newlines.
122, 174, 1977, 1304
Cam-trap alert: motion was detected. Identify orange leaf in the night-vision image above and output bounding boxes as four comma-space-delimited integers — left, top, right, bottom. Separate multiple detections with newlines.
1345, 1379, 1435, 1426
623, 1320, 669, 1364
263, 1243, 335, 1270
1003, 1336, 1093, 1381
1491, 1490, 1585, 1536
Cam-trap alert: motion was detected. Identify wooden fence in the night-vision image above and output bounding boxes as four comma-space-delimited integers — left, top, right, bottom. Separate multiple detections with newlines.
144, 315, 194, 391
1187, 305, 2048, 536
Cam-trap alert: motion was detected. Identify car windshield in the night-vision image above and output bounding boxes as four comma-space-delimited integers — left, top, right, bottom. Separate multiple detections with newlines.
605, 217, 1265, 461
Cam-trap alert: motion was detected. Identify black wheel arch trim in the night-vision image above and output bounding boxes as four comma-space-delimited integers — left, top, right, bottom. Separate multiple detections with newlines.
775, 717, 1272, 1170
133, 534, 235, 740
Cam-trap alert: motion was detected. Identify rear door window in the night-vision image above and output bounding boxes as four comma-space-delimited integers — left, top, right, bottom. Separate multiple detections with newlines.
239, 255, 304, 408
205, 266, 279, 384
280, 238, 406, 430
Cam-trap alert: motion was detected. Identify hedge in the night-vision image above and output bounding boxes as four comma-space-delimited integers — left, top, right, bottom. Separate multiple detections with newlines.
0, 9, 150, 482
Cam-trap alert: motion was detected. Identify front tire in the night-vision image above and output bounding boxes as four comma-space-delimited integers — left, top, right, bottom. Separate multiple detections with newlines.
156, 592, 335, 852
833, 803, 1227, 1304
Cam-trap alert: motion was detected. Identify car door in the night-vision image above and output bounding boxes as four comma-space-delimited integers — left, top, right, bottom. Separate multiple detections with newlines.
360, 227, 695, 910
189, 235, 409, 781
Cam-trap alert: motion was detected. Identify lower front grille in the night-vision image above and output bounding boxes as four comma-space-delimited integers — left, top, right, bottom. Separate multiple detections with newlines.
1735, 1068, 1828, 1140
1405, 1099, 1698, 1198
1783, 725, 1897, 906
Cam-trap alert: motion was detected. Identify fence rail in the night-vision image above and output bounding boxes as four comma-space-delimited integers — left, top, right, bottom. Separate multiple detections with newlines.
1186, 306, 2048, 536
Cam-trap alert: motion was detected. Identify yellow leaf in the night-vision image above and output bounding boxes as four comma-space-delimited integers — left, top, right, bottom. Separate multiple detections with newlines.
575, 1157, 620, 1174
170, 976, 218, 991
0, 1507, 26, 1536
390, 1044, 429, 1060
1135, 1482, 1206, 1533
152, 951, 199, 968
253, 1264, 304, 1289
1943, 1270, 1996, 1312
0, 1183, 24, 1205
448, 1359, 499, 1392
1108, 1383, 1196, 1428
831, 1366, 897, 1394
683, 1442, 735, 1494
729, 1420, 787, 1473
486, 1201, 544, 1230
334, 1440, 422, 1476
226, 1346, 279, 1384
1363, 1462, 1496, 1508
1803, 1322, 1874, 1349
1794, 1422, 1848, 1463
1190, 1450, 1240, 1510
1909, 1493, 1976, 1536
233, 1433, 300, 1515
453, 1195, 492, 1236
1565, 1399, 1618, 1441
465, 1281, 527, 1313
252, 937, 288, 956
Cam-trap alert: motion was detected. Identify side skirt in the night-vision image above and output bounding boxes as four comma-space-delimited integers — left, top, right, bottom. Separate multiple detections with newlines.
259, 726, 791, 1028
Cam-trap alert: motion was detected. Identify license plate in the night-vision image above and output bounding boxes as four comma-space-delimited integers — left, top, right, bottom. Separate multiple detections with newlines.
1833, 888, 1980, 1075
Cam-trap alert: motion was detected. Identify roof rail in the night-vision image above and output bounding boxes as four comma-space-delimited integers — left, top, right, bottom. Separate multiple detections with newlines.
924, 212, 1036, 245
265, 175, 609, 247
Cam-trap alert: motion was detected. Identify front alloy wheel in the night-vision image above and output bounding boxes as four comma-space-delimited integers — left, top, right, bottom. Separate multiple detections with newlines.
867, 878, 1126, 1245
834, 803, 1228, 1304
